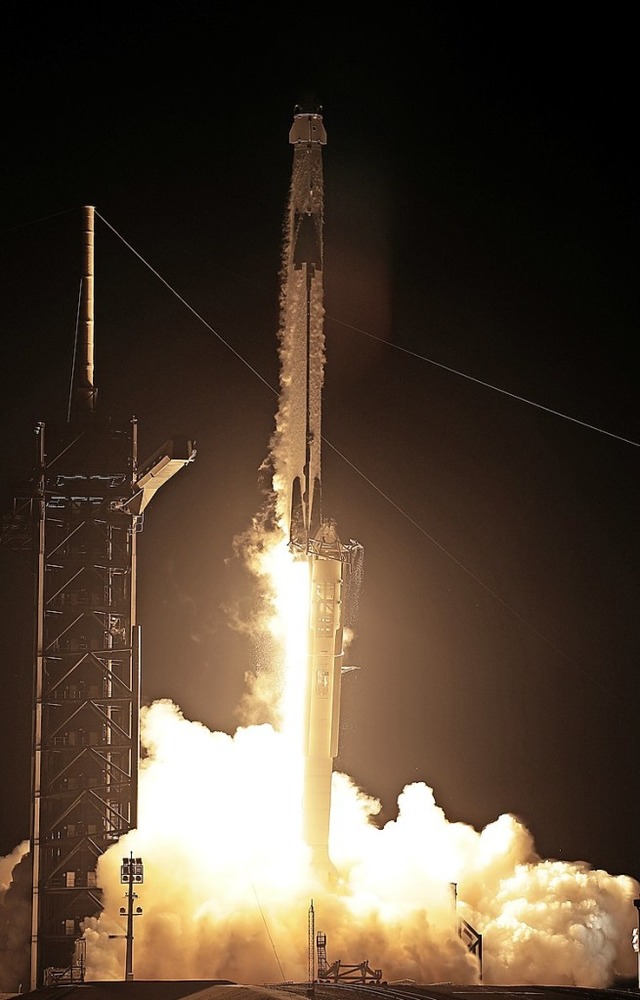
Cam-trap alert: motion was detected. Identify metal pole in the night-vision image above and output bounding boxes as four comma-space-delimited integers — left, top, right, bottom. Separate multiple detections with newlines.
29, 422, 46, 991
79, 206, 96, 414
112, 854, 143, 981
307, 899, 315, 998
125, 853, 134, 981
633, 898, 640, 989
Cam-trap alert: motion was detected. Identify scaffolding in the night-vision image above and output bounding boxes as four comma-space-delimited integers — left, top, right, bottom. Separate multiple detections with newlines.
0, 206, 195, 988
316, 930, 382, 985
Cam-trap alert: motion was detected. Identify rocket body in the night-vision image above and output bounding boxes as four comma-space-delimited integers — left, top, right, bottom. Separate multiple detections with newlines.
281, 109, 326, 552
279, 107, 362, 883
303, 526, 346, 877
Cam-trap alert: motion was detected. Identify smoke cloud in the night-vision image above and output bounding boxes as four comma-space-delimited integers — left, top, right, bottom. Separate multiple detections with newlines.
2, 697, 638, 988
76, 700, 637, 986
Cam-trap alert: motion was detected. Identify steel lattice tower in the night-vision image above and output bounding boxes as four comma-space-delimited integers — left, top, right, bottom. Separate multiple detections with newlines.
1, 207, 195, 988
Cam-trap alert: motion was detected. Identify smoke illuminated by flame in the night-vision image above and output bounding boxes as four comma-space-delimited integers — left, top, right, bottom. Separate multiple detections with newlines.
76, 689, 638, 986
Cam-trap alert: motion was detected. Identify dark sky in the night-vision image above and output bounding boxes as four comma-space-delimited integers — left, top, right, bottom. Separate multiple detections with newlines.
1, 7, 638, 887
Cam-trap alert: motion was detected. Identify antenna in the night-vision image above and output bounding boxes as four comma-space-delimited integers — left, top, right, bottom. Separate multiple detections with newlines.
307, 899, 315, 997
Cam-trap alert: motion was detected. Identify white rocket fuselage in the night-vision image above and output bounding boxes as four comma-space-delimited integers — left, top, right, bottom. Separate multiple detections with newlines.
281, 110, 326, 550
303, 530, 346, 877
283, 109, 351, 883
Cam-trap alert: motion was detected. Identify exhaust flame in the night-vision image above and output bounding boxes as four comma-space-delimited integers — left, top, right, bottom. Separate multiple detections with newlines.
260, 535, 310, 743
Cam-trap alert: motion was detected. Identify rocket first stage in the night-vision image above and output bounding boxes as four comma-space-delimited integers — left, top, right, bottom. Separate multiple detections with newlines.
284, 107, 363, 881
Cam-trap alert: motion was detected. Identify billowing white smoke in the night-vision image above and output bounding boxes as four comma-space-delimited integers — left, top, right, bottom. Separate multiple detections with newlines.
78, 700, 638, 986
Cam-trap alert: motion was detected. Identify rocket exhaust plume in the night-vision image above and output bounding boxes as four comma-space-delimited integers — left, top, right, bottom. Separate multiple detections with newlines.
1, 108, 639, 991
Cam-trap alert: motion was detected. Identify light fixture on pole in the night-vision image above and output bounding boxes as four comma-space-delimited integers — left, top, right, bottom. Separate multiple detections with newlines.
115, 853, 144, 982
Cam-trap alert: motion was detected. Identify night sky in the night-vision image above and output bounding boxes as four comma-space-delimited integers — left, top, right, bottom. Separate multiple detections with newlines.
1, 7, 638, 890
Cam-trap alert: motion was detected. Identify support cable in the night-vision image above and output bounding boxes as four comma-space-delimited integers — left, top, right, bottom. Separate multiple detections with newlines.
5, 208, 638, 449
327, 317, 639, 450
252, 883, 287, 983
0, 207, 75, 235
94, 211, 277, 398
323, 439, 571, 664
67, 278, 83, 424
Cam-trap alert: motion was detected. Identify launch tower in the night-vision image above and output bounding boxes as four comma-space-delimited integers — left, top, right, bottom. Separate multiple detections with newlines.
1, 207, 195, 989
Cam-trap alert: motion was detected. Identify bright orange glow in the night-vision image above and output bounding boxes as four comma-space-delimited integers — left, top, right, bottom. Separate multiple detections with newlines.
258, 533, 310, 743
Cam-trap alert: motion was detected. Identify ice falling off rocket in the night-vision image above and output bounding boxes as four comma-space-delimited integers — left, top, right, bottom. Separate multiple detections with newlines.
279, 106, 364, 883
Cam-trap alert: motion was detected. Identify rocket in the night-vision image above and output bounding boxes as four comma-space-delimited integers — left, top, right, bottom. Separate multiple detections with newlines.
286, 105, 326, 553
286, 106, 363, 881
302, 519, 356, 882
